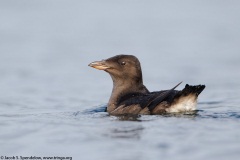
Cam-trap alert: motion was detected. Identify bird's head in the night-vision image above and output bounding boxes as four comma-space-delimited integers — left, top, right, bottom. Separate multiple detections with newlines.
89, 55, 143, 85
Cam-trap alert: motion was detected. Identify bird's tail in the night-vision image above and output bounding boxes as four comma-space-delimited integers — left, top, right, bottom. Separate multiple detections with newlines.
180, 84, 205, 97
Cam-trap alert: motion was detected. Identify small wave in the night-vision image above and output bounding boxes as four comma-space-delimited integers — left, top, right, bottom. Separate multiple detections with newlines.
199, 101, 223, 105
74, 104, 107, 116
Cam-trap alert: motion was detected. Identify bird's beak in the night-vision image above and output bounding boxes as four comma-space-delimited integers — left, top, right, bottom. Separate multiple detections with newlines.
88, 60, 110, 70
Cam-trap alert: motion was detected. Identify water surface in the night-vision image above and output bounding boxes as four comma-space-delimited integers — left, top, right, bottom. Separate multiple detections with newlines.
0, 1, 240, 160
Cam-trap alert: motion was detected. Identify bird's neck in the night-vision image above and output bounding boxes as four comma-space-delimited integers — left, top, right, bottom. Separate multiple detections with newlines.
107, 78, 149, 113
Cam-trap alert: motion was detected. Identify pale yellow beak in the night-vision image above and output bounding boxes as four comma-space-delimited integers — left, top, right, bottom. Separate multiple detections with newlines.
88, 60, 110, 70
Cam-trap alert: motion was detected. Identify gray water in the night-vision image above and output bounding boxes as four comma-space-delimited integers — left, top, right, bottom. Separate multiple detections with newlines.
1, 0, 240, 160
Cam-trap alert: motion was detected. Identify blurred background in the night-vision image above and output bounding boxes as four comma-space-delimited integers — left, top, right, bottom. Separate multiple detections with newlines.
0, 0, 240, 159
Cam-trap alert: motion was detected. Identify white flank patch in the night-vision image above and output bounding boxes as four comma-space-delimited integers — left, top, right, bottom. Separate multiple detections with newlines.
166, 95, 197, 113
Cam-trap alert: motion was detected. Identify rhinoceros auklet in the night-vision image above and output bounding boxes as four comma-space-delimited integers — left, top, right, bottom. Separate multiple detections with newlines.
89, 55, 205, 115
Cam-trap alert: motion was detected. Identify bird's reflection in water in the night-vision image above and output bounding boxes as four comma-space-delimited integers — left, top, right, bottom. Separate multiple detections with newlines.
115, 111, 199, 120
116, 114, 142, 121
163, 110, 199, 119
106, 111, 198, 139
110, 125, 144, 139
107, 114, 144, 139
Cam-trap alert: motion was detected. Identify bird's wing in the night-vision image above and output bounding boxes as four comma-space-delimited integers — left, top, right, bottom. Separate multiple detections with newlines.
114, 82, 182, 115
146, 82, 182, 111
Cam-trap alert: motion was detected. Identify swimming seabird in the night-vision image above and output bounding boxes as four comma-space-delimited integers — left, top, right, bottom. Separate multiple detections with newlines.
89, 55, 205, 115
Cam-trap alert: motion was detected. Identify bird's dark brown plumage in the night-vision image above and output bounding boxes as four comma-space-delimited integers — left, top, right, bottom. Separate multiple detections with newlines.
89, 55, 205, 115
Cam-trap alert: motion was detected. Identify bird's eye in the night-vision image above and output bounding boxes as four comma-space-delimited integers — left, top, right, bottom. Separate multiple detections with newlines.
121, 61, 126, 66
